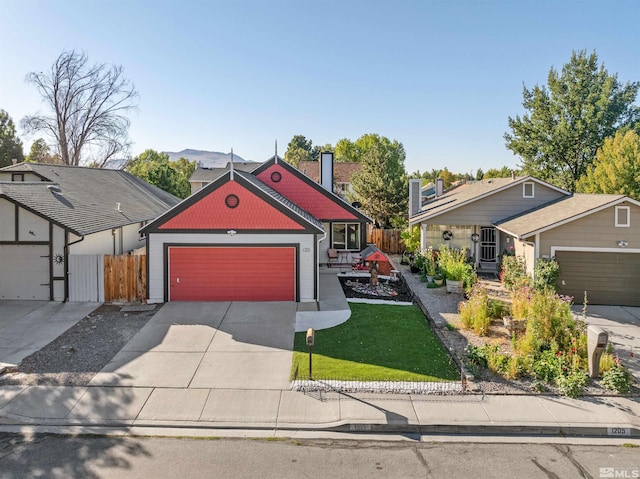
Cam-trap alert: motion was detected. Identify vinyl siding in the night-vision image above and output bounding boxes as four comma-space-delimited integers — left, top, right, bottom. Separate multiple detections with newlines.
0, 198, 15, 241
433, 183, 566, 225
537, 201, 640, 256
147, 232, 316, 303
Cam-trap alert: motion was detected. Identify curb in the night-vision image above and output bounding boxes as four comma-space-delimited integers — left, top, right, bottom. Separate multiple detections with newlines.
1, 418, 638, 440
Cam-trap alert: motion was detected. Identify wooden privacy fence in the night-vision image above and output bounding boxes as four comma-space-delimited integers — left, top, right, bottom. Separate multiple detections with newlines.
366, 225, 405, 254
104, 254, 146, 303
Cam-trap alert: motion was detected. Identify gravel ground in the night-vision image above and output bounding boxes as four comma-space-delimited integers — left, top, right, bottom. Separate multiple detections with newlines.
338, 275, 413, 303
0, 304, 155, 387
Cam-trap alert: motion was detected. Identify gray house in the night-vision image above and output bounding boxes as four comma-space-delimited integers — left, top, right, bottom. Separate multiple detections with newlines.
0, 163, 179, 301
409, 176, 640, 306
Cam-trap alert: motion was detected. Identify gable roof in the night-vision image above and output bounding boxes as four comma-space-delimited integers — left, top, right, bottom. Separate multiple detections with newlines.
495, 193, 639, 239
298, 161, 361, 183
141, 169, 324, 234
0, 163, 180, 236
189, 162, 262, 183
252, 157, 371, 222
409, 176, 569, 225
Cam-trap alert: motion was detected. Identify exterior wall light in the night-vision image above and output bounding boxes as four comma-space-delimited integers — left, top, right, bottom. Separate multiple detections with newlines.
617, 240, 628, 247
227, 230, 237, 236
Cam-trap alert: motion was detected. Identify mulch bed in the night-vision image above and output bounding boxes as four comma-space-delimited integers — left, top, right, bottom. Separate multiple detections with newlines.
338, 275, 413, 303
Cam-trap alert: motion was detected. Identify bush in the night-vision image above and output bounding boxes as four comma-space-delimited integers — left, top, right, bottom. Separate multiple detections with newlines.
533, 257, 561, 292
401, 226, 421, 252
458, 285, 491, 336
500, 255, 529, 291
555, 368, 588, 398
602, 362, 633, 394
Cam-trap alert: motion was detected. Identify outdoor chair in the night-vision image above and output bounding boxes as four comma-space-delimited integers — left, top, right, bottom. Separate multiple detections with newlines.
327, 248, 339, 267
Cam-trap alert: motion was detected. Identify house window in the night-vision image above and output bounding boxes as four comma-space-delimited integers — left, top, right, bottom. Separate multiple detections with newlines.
615, 206, 630, 227
11, 173, 24, 182
332, 223, 361, 250
523, 182, 535, 198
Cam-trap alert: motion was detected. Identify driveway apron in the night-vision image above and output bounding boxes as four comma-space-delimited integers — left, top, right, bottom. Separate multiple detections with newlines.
89, 301, 297, 390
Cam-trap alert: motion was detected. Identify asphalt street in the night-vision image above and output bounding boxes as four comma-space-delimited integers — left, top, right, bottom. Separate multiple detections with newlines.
1, 434, 639, 479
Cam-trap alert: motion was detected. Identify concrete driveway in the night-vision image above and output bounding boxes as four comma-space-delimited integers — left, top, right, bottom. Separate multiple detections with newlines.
574, 305, 640, 382
89, 301, 297, 390
0, 300, 101, 368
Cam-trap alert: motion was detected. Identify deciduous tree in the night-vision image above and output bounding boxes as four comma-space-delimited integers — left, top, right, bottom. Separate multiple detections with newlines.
126, 149, 194, 199
21, 50, 138, 167
576, 129, 640, 200
0, 109, 24, 167
505, 50, 639, 192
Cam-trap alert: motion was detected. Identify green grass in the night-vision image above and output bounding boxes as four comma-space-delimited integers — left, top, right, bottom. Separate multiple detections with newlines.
291, 303, 459, 382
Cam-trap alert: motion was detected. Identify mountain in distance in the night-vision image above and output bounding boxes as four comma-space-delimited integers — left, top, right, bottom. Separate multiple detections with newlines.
164, 149, 253, 168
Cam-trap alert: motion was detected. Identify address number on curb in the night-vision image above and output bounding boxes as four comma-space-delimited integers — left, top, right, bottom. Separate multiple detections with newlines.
350, 424, 372, 431
607, 427, 631, 436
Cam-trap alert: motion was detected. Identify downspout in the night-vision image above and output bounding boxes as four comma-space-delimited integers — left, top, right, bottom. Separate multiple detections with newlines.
316, 229, 327, 303
64, 233, 85, 302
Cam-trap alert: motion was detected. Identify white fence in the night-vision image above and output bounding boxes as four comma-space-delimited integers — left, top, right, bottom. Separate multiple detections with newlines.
68, 254, 104, 302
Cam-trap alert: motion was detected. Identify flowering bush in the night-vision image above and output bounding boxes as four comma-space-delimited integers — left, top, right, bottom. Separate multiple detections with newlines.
500, 255, 529, 291
459, 285, 491, 336
533, 257, 561, 291
602, 356, 633, 394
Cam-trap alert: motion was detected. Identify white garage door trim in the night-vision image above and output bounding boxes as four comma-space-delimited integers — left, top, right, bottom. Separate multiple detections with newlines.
551, 246, 640, 255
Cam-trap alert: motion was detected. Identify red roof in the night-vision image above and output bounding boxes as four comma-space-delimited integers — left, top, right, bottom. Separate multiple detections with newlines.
159, 180, 305, 230
256, 163, 358, 221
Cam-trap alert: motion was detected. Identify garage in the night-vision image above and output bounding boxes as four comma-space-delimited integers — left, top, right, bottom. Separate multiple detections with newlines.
0, 244, 50, 300
169, 246, 296, 302
555, 250, 640, 307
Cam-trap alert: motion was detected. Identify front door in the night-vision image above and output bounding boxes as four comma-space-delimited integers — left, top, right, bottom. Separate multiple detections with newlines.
480, 227, 497, 269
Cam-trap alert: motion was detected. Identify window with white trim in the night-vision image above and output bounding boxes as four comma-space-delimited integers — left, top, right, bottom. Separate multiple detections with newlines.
332, 223, 361, 250
523, 182, 535, 198
615, 206, 630, 227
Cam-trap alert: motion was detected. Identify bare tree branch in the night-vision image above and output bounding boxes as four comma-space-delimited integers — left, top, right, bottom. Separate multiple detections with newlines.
21, 50, 138, 166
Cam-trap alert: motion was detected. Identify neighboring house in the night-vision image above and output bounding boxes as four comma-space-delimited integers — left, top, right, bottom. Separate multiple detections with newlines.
408, 176, 640, 306
143, 154, 371, 303
298, 160, 361, 199
0, 163, 179, 301
189, 162, 260, 195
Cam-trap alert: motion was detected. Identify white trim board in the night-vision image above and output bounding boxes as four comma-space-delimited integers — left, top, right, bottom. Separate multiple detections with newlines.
550, 246, 640, 256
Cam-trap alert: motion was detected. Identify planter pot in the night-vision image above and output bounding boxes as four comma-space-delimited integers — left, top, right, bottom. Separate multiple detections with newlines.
426, 275, 435, 283
434, 278, 444, 286
446, 279, 463, 293
503, 316, 514, 328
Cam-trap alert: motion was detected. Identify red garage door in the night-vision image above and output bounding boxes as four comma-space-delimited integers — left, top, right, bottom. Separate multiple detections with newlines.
169, 246, 296, 301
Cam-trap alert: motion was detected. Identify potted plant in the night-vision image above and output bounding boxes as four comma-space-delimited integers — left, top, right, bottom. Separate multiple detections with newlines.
424, 257, 437, 283
434, 271, 444, 286
438, 245, 473, 293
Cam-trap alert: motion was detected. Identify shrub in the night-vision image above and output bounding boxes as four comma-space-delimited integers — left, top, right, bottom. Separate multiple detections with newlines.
458, 285, 491, 336
533, 257, 561, 291
602, 361, 633, 394
401, 226, 421, 252
489, 299, 508, 319
555, 368, 588, 398
533, 349, 561, 382
500, 255, 529, 291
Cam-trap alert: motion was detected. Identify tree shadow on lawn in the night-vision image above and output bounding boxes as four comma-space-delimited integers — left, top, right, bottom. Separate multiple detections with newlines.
292, 303, 460, 381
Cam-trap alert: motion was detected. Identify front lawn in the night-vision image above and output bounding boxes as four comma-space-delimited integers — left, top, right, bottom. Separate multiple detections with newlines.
291, 303, 459, 382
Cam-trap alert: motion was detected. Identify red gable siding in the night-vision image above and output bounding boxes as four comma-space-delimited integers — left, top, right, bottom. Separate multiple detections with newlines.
159, 180, 305, 230
256, 164, 357, 220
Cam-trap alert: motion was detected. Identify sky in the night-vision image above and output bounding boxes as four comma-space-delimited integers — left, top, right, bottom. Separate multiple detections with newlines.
1, 0, 639, 175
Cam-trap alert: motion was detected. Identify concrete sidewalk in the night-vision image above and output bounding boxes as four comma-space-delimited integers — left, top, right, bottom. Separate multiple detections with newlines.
0, 384, 638, 440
